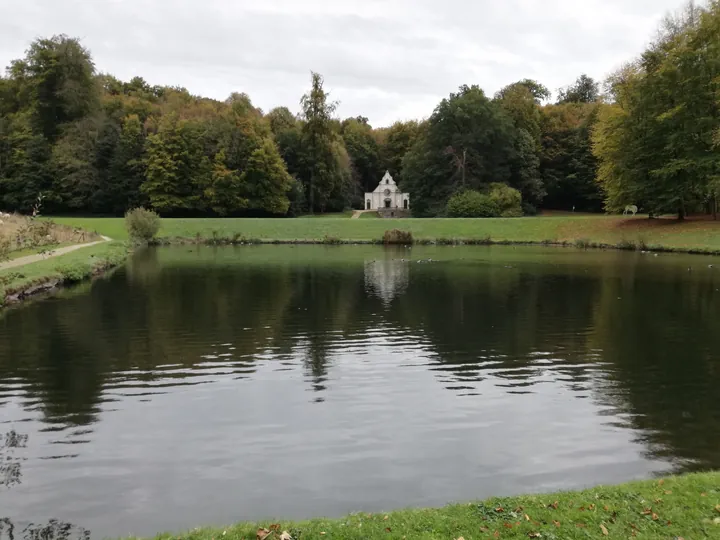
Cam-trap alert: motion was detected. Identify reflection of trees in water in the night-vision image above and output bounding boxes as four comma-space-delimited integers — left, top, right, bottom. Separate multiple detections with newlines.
0, 430, 28, 490
588, 262, 720, 472
0, 519, 89, 540
2, 248, 720, 471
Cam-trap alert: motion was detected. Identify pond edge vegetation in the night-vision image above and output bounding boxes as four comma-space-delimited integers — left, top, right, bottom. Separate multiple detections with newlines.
0, 241, 128, 308
148, 229, 720, 256
137, 472, 720, 540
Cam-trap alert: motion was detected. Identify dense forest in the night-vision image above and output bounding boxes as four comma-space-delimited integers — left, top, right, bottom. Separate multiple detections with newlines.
1, 0, 719, 218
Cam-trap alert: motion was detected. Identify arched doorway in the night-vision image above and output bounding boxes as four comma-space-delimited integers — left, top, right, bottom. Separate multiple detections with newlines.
384, 199, 391, 208
403, 199, 408, 209
366, 200, 371, 210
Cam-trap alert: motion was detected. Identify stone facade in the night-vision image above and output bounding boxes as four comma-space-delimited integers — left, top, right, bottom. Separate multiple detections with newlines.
364, 171, 410, 212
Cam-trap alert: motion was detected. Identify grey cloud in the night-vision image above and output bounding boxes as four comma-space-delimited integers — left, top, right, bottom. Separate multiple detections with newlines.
0, 0, 686, 126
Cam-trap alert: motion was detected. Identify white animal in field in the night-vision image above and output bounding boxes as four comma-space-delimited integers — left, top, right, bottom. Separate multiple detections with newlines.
623, 205, 638, 216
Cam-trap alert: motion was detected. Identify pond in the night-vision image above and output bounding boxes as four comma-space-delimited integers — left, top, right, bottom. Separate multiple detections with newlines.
1, 245, 720, 538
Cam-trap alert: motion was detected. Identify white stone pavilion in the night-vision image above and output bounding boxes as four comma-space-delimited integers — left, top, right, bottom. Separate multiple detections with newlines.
364, 171, 410, 211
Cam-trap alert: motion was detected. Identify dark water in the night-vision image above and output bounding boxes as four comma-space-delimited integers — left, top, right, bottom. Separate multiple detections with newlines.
2, 245, 720, 538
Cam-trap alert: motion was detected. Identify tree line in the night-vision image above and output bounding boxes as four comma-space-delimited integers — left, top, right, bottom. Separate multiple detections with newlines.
2, 0, 716, 218
594, 0, 720, 220
0, 35, 604, 217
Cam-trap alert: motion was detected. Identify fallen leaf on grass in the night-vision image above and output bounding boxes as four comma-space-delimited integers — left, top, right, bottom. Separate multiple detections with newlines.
503, 522, 513, 529
575, 523, 586, 528
493, 532, 499, 538
664, 490, 673, 495
455, 537, 465, 540
552, 521, 560, 527
548, 501, 559, 510
385, 527, 392, 532
658, 479, 665, 486
269, 524, 281, 532
524, 514, 530, 521
716, 504, 720, 513
384, 515, 389, 520
641, 508, 653, 515
701, 493, 707, 497
495, 507, 505, 513
527, 533, 541, 538
256, 529, 270, 540
652, 513, 659, 521
279, 533, 292, 540
600, 524, 609, 536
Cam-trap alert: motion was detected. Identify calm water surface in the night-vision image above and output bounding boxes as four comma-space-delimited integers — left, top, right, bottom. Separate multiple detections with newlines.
2, 245, 720, 538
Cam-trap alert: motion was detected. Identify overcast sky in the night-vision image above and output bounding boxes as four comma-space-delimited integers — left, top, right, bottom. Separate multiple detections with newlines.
0, 0, 687, 126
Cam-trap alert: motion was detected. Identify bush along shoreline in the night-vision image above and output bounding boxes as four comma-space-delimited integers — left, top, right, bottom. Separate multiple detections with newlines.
0, 242, 128, 308
138, 472, 720, 540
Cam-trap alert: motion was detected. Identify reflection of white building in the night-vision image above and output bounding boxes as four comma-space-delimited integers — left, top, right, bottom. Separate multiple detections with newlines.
364, 257, 409, 304
364, 171, 410, 211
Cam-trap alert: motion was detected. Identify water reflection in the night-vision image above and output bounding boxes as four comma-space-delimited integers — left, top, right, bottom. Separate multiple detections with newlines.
0, 519, 89, 540
0, 430, 27, 490
364, 251, 409, 305
1, 245, 720, 537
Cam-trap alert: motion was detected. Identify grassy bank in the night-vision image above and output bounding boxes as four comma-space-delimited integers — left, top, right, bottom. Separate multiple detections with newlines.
142, 472, 719, 539
51, 215, 720, 253
0, 241, 127, 306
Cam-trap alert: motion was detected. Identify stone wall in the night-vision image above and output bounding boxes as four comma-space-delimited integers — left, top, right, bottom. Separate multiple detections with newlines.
377, 208, 411, 219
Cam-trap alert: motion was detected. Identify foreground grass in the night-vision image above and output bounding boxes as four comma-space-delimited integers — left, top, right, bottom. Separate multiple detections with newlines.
0, 241, 127, 305
143, 473, 720, 540
52, 215, 720, 253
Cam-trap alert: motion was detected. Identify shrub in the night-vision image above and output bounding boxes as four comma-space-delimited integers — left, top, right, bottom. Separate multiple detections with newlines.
0, 238, 11, 262
446, 191, 500, 218
322, 235, 342, 245
488, 183, 523, 217
383, 229, 413, 245
56, 262, 92, 283
616, 239, 636, 250
125, 208, 161, 242
575, 238, 591, 249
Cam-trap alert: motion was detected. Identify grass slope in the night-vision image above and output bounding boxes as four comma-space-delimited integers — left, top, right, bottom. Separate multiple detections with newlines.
0, 241, 127, 303
53, 215, 720, 252
141, 472, 720, 540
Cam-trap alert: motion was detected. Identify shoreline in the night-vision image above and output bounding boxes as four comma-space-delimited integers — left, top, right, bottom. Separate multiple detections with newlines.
0, 241, 128, 308
153, 235, 720, 256
3, 231, 719, 309
138, 472, 719, 539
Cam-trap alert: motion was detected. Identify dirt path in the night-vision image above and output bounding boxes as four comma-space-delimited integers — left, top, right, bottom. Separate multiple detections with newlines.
352, 210, 375, 219
0, 236, 112, 271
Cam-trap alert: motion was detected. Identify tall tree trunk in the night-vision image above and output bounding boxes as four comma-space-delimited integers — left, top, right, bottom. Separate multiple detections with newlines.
309, 172, 314, 214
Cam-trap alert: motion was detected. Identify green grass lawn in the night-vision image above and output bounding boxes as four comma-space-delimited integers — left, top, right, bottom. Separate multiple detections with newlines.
0, 241, 127, 303
297, 210, 354, 218
52, 215, 720, 252
139, 472, 719, 540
